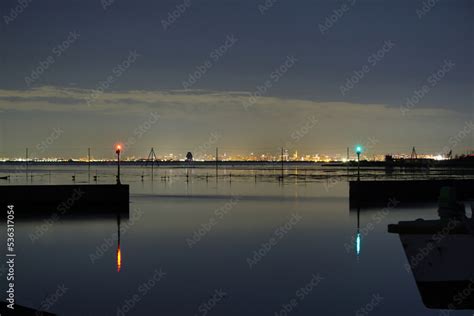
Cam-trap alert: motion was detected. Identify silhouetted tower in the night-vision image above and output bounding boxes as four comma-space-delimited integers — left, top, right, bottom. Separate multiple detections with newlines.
147, 147, 157, 180
411, 147, 417, 159
186, 152, 193, 162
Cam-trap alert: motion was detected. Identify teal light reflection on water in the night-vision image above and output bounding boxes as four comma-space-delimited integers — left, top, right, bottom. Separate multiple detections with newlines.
356, 232, 361, 256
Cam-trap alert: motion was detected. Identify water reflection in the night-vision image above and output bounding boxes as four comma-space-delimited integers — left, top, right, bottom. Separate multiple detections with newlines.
354, 206, 362, 257
5, 167, 474, 315
117, 214, 122, 273
0, 205, 129, 314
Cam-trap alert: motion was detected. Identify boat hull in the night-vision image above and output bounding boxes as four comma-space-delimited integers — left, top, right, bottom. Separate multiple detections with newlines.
389, 220, 474, 309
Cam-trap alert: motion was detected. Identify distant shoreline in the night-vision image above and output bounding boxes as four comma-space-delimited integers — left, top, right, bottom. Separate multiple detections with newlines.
0, 158, 473, 168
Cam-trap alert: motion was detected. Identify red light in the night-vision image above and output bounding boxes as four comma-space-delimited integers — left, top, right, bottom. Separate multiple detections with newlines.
115, 143, 123, 154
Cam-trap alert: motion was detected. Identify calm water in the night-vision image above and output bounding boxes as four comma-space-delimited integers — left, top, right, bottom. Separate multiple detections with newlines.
0, 165, 472, 315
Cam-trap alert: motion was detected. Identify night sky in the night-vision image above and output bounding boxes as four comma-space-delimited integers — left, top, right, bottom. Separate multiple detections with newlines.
0, 0, 472, 158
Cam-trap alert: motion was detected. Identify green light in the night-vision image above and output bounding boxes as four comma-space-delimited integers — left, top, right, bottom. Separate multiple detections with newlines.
355, 145, 363, 154
356, 232, 361, 255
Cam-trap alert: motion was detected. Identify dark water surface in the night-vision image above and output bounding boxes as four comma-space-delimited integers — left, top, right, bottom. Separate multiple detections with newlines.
0, 165, 472, 315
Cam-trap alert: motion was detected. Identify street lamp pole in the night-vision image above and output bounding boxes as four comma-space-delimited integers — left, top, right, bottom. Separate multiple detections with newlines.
116, 145, 122, 185
355, 145, 362, 181
357, 152, 360, 181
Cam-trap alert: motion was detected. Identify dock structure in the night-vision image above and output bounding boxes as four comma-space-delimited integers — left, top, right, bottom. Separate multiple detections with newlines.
0, 184, 129, 215
349, 179, 474, 208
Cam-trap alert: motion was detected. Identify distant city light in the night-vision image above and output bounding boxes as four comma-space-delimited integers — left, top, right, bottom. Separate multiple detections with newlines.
0, 148, 471, 162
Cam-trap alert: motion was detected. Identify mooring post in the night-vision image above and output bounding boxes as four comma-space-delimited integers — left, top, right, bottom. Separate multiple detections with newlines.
88, 147, 91, 183
215, 147, 218, 182
281, 147, 284, 181
25, 147, 28, 183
